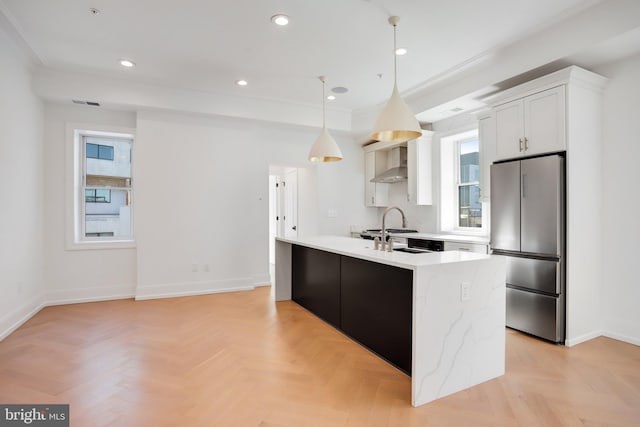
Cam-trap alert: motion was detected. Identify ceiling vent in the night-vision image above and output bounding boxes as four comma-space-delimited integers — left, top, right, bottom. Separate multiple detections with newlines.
72, 100, 101, 107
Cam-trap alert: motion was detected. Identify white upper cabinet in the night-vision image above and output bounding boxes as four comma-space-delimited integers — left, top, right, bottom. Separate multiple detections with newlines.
494, 86, 566, 161
478, 112, 495, 203
407, 132, 433, 205
494, 98, 525, 160
364, 150, 389, 207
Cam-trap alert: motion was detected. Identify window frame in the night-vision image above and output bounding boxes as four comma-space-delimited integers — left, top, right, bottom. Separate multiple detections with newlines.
438, 127, 488, 236
454, 137, 482, 231
65, 124, 136, 250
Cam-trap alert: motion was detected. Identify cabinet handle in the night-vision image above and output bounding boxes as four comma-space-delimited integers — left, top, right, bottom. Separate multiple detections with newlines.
407, 194, 410, 202
371, 196, 375, 204
524, 137, 529, 151
519, 138, 523, 152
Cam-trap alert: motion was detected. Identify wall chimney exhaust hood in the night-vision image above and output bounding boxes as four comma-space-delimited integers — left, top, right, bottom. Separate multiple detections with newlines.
370, 146, 407, 183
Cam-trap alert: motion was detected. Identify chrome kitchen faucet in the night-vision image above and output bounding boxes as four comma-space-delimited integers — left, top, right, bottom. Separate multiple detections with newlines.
380, 206, 407, 251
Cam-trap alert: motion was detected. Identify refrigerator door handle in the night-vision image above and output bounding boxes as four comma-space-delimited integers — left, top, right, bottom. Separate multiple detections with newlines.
522, 173, 526, 198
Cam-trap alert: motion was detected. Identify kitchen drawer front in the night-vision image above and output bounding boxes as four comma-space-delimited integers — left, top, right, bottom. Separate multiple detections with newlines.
443, 241, 488, 254
506, 287, 564, 343
506, 256, 561, 295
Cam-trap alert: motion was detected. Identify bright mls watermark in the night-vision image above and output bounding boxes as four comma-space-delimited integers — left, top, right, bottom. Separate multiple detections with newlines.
0, 405, 68, 426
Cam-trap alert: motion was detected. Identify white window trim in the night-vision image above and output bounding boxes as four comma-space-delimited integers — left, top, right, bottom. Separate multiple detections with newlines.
65, 123, 136, 250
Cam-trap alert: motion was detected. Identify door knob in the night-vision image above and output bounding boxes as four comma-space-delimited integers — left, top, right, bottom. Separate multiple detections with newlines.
292, 226, 297, 231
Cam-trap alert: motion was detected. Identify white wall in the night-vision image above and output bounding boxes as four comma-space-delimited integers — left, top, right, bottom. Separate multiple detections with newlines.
0, 25, 45, 339
382, 182, 437, 232
43, 104, 137, 303
595, 53, 640, 345
134, 110, 375, 299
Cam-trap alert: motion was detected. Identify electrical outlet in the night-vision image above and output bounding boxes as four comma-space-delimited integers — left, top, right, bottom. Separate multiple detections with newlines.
460, 282, 471, 301
328, 209, 338, 218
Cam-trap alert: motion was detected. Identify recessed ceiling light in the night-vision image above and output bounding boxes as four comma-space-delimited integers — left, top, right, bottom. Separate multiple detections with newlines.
235, 79, 248, 86
89, 8, 100, 15
271, 14, 289, 26
327, 95, 336, 100
395, 47, 408, 55
331, 86, 348, 94
119, 59, 135, 68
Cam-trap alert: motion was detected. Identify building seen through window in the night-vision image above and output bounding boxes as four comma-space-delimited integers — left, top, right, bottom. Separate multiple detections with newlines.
83, 136, 132, 239
458, 139, 482, 228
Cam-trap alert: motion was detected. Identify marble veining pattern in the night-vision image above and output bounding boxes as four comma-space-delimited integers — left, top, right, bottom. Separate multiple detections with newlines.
412, 258, 506, 406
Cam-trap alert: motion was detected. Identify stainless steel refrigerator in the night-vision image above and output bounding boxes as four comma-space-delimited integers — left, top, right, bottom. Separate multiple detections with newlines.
490, 153, 565, 343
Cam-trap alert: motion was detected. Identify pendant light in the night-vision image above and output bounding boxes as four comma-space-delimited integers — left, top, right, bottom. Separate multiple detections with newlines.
371, 16, 422, 143
308, 76, 343, 162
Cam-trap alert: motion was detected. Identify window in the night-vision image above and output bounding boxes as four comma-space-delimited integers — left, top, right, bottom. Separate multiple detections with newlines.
86, 143, 114, 160
439, 128, 487, 234
69, 128, 135, 247
456, 138, 482, 228
85, 189, 111, 203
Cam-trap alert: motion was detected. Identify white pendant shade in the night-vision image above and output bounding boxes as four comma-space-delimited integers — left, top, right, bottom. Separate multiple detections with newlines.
308, 76, 343, 162
371, 83, 422, 142
371, 16, 422, 143
309, 127, 342, 162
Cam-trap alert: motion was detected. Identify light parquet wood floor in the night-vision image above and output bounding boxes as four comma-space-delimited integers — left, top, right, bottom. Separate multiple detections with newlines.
0, 287, 639, 426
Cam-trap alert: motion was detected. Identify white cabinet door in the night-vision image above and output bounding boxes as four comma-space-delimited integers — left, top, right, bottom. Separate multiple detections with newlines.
494, 86, 566, 161
523, 86, 566, 156
407, 134, 433, 205
364, 151, 389, 207
494, 99, 524, 160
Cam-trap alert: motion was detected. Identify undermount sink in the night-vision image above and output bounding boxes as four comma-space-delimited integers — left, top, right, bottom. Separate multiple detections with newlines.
393, 247, 432, 254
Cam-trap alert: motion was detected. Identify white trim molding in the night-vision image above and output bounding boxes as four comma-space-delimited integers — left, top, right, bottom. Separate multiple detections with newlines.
0, 295, 46, 341
134, 278, 257, 301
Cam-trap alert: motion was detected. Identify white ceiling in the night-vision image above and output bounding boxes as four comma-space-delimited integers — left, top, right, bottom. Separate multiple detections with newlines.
1, 0, 614, 116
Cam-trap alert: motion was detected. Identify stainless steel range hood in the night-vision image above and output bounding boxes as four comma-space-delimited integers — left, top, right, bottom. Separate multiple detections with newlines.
370, 146, 407, 183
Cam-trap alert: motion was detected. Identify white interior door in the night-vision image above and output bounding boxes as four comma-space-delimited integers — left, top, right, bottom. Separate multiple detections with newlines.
284, 169, 298, 239
269, 175, 278, 264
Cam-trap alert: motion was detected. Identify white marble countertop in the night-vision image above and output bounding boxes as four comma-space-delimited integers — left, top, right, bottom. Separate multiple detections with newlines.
396, 232, 490, 245
276, 235, 489, 270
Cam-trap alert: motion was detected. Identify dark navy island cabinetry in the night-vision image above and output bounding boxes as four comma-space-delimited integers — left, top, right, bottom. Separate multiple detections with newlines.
291, 244, 413, 374
291, 245, 341, 328
341, 256, 413, 374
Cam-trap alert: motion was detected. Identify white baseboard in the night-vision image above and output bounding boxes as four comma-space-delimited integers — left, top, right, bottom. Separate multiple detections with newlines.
0, 295, 46, 341
253, 273, 272, 287
1, 274, 273, 340
565, 330, 602, 347
46, 285, 136, 306
134, 278, 256, 301
602, 330, 640, 347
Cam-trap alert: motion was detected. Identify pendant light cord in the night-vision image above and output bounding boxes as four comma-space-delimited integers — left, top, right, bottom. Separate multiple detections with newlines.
393, 23, 397, 85
322, 78, 326, 128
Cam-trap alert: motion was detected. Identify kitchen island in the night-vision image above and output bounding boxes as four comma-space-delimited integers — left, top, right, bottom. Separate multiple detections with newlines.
275, 236, 506, 407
